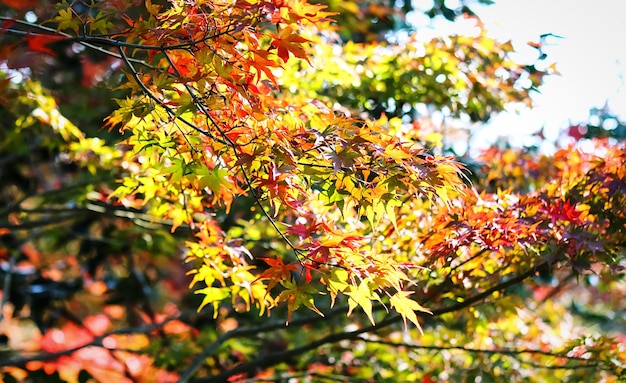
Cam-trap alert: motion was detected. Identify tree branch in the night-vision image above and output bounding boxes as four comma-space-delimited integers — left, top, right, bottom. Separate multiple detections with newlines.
191, 314, 402, 383
185, 264, 544, 382
178, 305, 350, 383
0, 213, 82, 230
115, 46, 223, 143
0, 17, 152, 69
357, 338, 588, 360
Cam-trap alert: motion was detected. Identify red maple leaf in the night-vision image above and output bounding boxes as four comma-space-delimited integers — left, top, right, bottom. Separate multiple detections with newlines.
544, 199, 583, 226
0, 0, 37, 10
567, 124, 587, 141
25, 34, 65, 56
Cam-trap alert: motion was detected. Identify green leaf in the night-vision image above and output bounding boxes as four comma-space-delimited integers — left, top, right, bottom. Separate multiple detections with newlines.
278, 280, 323, 324
53, 7, 80, 33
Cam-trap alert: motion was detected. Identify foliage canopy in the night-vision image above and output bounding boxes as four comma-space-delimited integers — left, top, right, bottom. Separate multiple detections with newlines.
0, 0, 624, 382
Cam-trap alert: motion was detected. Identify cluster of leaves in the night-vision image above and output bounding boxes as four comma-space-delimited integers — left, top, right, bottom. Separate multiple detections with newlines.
0, 0, 625, 382
566, 105, 626, 141
318, 0, 496, 43
281, 25, 548, 122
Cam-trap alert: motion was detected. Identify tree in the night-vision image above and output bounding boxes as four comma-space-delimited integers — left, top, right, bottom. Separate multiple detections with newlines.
0, 0, 624, 382
565, 104, 626, 142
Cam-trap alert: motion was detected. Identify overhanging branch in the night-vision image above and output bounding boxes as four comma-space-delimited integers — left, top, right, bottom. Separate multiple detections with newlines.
186, 264, 545, 382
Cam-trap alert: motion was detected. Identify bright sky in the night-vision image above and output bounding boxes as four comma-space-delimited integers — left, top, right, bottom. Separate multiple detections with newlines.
413, 0, 626, 151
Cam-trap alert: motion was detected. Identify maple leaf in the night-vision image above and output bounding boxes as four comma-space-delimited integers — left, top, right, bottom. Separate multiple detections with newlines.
285, 222, 312, 239
283, 0, 337, 24
329, 149, 356, 174
322, 268, 349, 307
0, 0, 37, 10
39, 322, 93, 352
145, 0, 161, 16
256, 257, 299, 292
286, 220, 331, 240
270, 25, 311, 63
305, 241, 331, 264
389, 291, 432, 333
544, 199, 584, 226
195, 287, 231, 317
277, 280, 323, 324
345, 281, 376, 325
52, 8, 80, 32
25, 34, 66, 56
249, 49, 280, 84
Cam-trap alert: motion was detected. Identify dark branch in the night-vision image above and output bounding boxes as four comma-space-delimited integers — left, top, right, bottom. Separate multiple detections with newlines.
178, 305, 350, 383
186, 264, 544, 382
357, 338, 588, 360
191, 314, 401, 383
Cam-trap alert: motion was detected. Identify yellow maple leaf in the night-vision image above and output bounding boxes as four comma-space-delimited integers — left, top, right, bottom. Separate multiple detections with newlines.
390, 291, 432, 333
345, 281, 376, 325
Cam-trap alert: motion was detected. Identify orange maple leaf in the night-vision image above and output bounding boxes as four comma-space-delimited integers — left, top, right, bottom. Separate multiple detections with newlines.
284, 0, 336, 24
0, 0, 37, 10
256, 257, 299, 292
270, 26, 310, 63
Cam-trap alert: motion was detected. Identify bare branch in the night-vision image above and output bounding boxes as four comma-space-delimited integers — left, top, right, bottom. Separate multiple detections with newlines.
357, 338, 588, 360
0, 213, 82, 230
190, 314, 401, 383
178, 305, 350, 383
0, 248, 20, 324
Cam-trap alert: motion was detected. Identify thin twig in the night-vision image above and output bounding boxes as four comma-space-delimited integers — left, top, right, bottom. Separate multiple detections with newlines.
0, 17, 235, 51
116, 46, 221, 142
191, 314, 401, 383
0, 18, 152, 69
0, 213, 82, 230
357, 338, 588, 360
161, 49, 303, 263
0, 247, 20, 324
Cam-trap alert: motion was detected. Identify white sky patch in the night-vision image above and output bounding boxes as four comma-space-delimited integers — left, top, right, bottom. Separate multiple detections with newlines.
411, 0, 626, 150
477, 1, 626, 144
